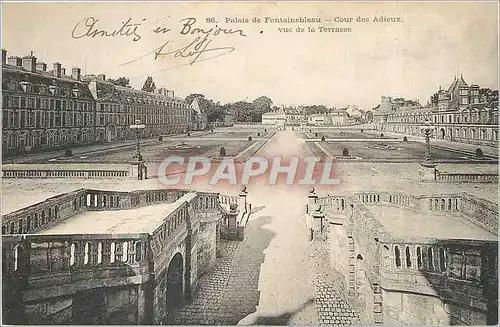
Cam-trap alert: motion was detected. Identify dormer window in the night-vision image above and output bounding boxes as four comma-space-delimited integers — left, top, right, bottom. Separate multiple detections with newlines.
20, 81, 33, 93
49, 85, 60, 96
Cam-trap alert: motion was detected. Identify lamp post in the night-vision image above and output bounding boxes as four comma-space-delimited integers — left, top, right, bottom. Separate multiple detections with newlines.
420, 118, 434, 165
129, 120, 147, 180
130, 119, 145, 161
419, 118, 437, 181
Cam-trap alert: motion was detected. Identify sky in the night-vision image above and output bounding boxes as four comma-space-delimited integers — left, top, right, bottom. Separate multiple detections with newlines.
2, 1, 499, 110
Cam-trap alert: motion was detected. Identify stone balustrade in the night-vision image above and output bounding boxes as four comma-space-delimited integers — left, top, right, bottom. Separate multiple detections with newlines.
319, 191, 498, 236
2, 233, 150, 283
436, 171, 498, 183
1, 189, 192, 235
378, 238, 498, 310
218, 194, 239, 210
317, 196, 347, 212
2, 169, 129, 179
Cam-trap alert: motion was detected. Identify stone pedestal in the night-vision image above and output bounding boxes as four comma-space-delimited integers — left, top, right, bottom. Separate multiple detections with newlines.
129, 161, 148, 180
420, 162, 437, 182
307, 187, 318, 214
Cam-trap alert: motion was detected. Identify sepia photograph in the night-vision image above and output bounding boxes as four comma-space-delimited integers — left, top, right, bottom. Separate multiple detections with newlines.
1, 1, 498, 325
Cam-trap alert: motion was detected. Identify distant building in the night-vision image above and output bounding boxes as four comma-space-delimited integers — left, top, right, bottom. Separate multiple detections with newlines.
261, 107, 286, 127
308, 114, 329, 126
284, 107, 307, 126
373, 75, 498, 147
329, 110, 349, 126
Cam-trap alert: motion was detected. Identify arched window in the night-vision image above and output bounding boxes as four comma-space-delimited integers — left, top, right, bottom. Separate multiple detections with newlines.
27, 216, 32, 231
84, 242, 90, 265
14, 246, 23, 271
439, 248, 446, 272
54, 206, 58, 219
97, 242, 103, 264
115, 196, 120, 207
102, 195, 107, 207
94, 194, 98, 207
447, 199, 452, 211
395, 246, 401, 268
70, 244, 76, 266
48, 208, 52, 220
110, 242, 116, 263
9, 222, 15, 234
86, 194, 91, 206
109, 196, 114, 208
454, 199, 459, 211
122, 242, 128, 262
73, 199, 77, 211
34, 213, 39, 228
416, 247, 422, 269
41, 211, 46, 225
135, 241, 142, 262
428, 248, 434, 270
441, 199, 446, 211
405, 246, 412, 268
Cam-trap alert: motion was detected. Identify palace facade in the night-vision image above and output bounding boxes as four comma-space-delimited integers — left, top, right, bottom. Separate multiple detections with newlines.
373, 75, 499, 147
1, 50, 191, 156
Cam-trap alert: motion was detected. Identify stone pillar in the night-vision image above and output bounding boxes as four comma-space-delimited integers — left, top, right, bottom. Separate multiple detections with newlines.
311, 204, 325, 241
239, 185, 248, 213
226, 203, 239, 240
307, 187, 318, 214
419, 162, 437, 182
129, 161, 147, 180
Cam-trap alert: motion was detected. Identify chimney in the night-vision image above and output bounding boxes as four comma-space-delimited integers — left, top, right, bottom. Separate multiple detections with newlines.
2, 49, 6, 67
61, 67, 66, 76
72, 67, 81, 81
8, 56, 22, 66
22, 53, 37, 72
97, 74, 106, 81
36, 62, 47, 72
53, 62, 62, 77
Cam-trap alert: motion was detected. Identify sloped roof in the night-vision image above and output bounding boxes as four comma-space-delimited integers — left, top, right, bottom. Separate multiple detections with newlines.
2, 64, 94, 99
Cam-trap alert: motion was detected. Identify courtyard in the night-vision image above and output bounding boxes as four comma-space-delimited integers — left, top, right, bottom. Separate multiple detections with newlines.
1, 127, 498, 326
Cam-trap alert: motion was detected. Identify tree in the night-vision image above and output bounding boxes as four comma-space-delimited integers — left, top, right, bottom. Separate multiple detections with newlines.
107, 77, 130, 87
142, 76, 156, 92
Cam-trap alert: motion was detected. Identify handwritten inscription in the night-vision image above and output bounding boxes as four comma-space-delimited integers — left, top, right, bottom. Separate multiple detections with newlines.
71, 16, 246, 68
72, 17, 146, 42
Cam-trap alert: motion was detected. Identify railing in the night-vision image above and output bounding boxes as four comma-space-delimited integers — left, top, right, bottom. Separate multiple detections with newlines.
378, 238, 498, 302
218, 194, 239, 211
320, 191, 498, 235
2, 233, 150, 282
436, 172, 498, 183
2, 169, 129, 179
317, 196, 347, 212
1, 188, 192, 235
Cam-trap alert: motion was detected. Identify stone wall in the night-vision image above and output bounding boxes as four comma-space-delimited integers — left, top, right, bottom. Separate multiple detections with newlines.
318, 191, 498, 325
197, 221, 217, 277
2, 188, 240, 325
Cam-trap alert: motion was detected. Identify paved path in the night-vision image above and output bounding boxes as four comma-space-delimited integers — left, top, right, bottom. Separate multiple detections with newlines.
238, 130, 319, 325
